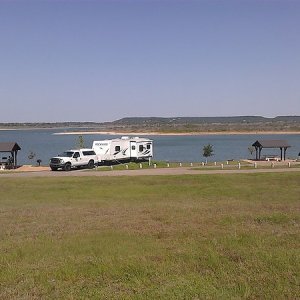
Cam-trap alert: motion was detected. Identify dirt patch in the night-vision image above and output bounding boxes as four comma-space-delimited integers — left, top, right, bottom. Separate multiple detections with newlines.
15, 165, 51, 172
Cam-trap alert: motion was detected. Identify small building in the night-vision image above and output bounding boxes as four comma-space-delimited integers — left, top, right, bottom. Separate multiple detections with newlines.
252, 140, 290, 161
0, 142, 21, 168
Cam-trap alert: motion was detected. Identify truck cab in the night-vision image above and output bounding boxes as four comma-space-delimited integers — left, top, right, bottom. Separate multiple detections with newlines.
49, 149, 99, 171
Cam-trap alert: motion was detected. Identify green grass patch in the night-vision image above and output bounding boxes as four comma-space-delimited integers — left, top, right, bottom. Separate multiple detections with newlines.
0, 173, 299, 298
96, 160, 254, 172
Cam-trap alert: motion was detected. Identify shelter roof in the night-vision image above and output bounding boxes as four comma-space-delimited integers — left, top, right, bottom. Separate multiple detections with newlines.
0, 142, 21, 152
252, 140, 290, 148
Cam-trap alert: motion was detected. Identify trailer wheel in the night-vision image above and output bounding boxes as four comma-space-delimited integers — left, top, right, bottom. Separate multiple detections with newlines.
64, 163, 72, 171
87, 160, 94, 169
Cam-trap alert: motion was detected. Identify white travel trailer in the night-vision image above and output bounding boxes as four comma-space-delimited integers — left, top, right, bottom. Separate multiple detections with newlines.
92, 136, 153, 164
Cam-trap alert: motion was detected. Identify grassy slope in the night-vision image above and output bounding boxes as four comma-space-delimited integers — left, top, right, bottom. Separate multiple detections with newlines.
0, 173, 299, 299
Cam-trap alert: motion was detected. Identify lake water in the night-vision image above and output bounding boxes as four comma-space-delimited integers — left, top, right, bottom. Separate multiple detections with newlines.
0, 129, 299, 165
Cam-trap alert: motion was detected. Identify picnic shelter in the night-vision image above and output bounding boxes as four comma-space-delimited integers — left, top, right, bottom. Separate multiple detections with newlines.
252, 140, 290, 161
0, 142, 21, 168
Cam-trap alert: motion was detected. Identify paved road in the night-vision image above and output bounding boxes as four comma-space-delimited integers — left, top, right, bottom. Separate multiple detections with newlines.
1, 167, 300, 178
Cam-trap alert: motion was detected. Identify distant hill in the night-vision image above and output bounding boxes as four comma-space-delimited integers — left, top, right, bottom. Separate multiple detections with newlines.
1, 116, 300, 132
273, 116, 300, 122
109, 116, 300, 133
113, 116, 300, 125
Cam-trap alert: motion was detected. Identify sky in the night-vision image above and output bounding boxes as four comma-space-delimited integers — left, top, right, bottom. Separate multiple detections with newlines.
0, 0, 300, 122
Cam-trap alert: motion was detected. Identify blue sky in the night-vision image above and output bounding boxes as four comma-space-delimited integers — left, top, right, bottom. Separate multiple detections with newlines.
0, 0, 300, 122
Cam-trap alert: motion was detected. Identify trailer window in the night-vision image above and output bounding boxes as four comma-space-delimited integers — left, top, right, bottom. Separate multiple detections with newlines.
132, 146, 135, 150
115, 146, 121, 152
139, 145, 144, 152
147, 145, 151, 149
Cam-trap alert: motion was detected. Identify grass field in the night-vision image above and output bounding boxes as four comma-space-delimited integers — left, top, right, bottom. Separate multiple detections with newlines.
0, 173, 299, 299
96, 160, 300, 172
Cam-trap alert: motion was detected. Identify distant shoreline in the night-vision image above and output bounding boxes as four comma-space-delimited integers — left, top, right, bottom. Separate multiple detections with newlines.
1, 127, 300, 136
53, 131, 300, 136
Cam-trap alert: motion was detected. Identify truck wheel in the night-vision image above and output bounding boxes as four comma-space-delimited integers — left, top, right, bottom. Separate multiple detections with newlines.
64, 163, 71, 171
87, 160, 94, 169
50, 167, 58, 171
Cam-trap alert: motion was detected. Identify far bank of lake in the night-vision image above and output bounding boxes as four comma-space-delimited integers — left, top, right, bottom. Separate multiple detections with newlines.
53, 130, 300, 136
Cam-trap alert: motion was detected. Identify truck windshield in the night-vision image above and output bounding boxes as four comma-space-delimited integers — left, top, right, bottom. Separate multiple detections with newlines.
58, 151, 74, 157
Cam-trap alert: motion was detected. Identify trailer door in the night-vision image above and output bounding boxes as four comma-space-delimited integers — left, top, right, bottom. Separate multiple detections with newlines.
130, 141, 137, 159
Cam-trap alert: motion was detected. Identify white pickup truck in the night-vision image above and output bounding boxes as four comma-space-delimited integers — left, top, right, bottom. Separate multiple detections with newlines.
49, 149, 99, 171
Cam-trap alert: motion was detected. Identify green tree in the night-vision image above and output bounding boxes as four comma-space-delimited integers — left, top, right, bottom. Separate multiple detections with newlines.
202, 144, 214, 164
76, 135, 85, 148
28, 151, 36, 165
248, 146, 255, 158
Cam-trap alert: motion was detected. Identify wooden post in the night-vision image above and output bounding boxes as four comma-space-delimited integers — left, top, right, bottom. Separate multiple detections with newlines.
259, 147, 262, 160
13, 151, 17, 168
255, 147, 258, 160
284, 147, 287, 160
